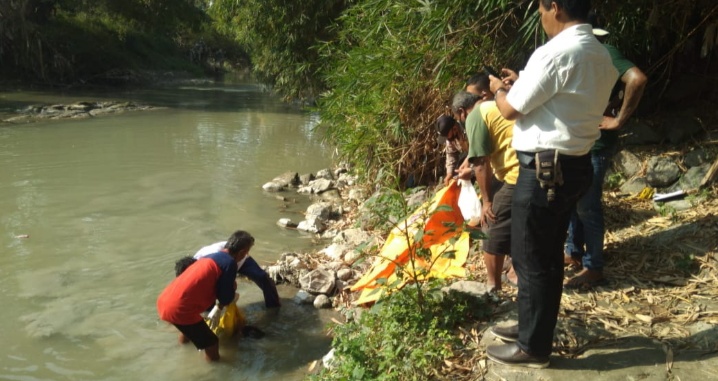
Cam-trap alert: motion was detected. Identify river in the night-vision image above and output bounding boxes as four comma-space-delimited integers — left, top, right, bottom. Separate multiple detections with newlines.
0, 79, 338, 380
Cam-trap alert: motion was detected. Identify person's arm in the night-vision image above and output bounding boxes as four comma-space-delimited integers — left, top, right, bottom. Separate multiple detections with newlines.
489, 75, 523, 120
444, 143, 459, 185
472, 157, 495, 225
600, 67, 647, 130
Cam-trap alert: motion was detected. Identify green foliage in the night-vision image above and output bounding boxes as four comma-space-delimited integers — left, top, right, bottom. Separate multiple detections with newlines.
315, 0, 530, 185
605, 171, 625, 190
208, 0, 347, 100
311, 283, 489, 381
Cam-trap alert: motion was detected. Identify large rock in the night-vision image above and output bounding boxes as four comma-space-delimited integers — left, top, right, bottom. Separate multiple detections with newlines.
678, 164, 711, 190
320, 243, 350, 261
299, 173, 315, 185
272, 171, 300, 188
262, 181, 285, 192
313, 294, 332, 309
613, 150, 643, 178
297, 217, 326, 234
645, 156, 681, 188
299, 269, 337, 295
441, 280, 491, 298
684, 149, 713, 168
333, 228, 373, 246
306, 202, 334, 220
309, 178, 334, 194
315, 168, 334, 180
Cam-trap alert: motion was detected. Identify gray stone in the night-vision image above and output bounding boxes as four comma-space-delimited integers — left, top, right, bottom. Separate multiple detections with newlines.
321, 229, 339, 240
309, 178, 334, 193
299, 269, 336, 295
315, 168, 334, 180
319, 243, 349, 261
654, 199, 692, 212
297, 185, 312, 194
262, 181, 285, 192
67, 102, 94, 111
442, 280, 491, 298
313, 294, 332, 309
678, 164, 710, 190
299, 173, 315, 185
347, 188, 365, 203
684, 149, 713, 168
343, 250, 362, 264
306, 202, 333, 220
613, 150, 642, 178
293, 289, 315, 305
277, 218, 297, 228
337, 268, 353, 281
272, 172, 300, 188
297, 217, 326, 234
333, 228, 373, 246
318, 189, 342, 202
620, 177, 650, 194
645, 156, 681, 188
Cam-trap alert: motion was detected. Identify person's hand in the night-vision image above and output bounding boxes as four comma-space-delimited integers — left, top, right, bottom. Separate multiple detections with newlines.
207, 304, 225, 330
598, 116, 621, 130
500, 68, 518, 83
480, 200, 496, 227
444, 173, 453, 186
456, 166, 473, 180
488, 75, 505, 94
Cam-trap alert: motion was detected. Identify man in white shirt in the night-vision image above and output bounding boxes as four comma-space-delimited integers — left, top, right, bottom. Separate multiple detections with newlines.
485, 0, 618, 368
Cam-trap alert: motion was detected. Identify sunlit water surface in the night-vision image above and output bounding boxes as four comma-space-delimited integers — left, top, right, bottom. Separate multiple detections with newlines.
0, 81, 338, 380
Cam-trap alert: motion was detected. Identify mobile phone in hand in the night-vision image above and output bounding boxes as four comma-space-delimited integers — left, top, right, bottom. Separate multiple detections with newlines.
483, 65, 500, 78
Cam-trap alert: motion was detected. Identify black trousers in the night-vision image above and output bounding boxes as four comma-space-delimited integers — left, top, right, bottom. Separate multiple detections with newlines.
511, 151, 592, 356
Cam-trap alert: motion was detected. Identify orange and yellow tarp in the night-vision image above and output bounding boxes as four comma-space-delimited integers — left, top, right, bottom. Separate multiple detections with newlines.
351, 180, 470, 305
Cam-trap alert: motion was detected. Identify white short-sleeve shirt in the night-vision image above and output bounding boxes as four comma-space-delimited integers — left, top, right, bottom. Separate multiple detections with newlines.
506, 24, 618, 156
194, 241, 248, 269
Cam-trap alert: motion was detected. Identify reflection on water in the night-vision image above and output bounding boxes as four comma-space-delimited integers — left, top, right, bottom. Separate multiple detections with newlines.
0, 81, 338, 380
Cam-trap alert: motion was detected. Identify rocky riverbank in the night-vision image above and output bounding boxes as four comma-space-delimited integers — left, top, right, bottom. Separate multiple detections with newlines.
1, 101, 163, 124
258, 120, 718, 379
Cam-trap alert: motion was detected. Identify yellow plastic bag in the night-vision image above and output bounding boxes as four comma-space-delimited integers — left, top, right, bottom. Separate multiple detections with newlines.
205, 303, 245, 338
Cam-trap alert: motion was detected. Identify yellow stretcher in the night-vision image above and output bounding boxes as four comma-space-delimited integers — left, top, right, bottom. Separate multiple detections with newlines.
351, 180, 470, 305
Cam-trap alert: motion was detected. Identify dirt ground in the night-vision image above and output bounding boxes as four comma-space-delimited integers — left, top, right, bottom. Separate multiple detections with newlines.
456, 189, 718, 380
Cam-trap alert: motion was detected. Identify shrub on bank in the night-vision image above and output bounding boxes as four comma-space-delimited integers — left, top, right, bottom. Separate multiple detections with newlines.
310, 280, 490, 381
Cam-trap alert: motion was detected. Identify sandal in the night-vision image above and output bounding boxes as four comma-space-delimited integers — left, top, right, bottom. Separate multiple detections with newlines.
564, 269, 607, 290
501, 273, 518, 288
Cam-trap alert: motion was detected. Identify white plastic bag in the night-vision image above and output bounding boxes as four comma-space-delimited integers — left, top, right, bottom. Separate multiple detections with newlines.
457, 179, 481, 223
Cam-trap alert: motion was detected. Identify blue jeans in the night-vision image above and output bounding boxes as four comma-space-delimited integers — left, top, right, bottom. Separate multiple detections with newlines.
238, 257, 281, 308
565, 147, 615, 271
512, 152, 592, 356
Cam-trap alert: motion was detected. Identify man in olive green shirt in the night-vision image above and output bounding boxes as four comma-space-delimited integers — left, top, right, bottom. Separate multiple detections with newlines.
452, 91, 519, 291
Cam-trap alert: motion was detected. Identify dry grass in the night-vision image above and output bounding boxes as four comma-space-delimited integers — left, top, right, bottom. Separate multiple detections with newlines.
447, 186, 718, 379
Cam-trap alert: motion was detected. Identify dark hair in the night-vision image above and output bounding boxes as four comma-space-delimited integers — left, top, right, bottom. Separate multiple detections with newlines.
224, 230, 255, 255
436, 115, 457, 137
451, 91, 481, 114
465, 73, 490, 92
539, 0, 591, 21
175, 256, 197, 277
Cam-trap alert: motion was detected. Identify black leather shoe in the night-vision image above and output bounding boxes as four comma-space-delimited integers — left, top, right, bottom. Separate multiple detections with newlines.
491, 324, 519, 342
487, 343, 550, 369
